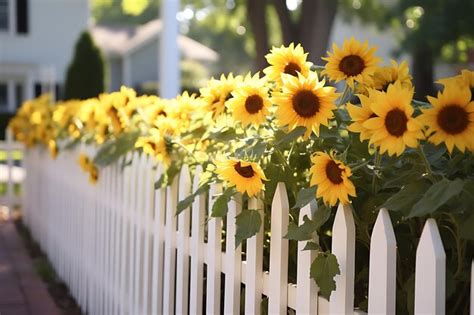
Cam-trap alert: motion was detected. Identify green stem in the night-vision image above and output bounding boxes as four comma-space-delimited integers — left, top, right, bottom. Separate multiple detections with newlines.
174, 140, 198, 163
416, 145, 436, 182
286, 141, 296, 164
338, 84, 351, 106
371, 150, 381, 194
447, 213, 464, 278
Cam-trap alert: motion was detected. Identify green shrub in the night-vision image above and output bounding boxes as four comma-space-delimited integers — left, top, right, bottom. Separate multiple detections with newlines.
64, 31, 106, 100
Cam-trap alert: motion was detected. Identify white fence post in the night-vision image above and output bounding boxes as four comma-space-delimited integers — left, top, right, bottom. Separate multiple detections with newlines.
151, 166, 166, 315
368, 208, 397, 315
224, 194, 242, 314
206, 183, 223, 314
269, 182, 289, 314
415, 218, 445, 315
176, 165, 191, 315
189, 166, 205, 315
330, 203, 355, 314
162, 175, 179, 314
245, 197, 264, 315
296, 203, 318, 315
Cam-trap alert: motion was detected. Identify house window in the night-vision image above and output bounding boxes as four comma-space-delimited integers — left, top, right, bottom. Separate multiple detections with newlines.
0, 0, 8, 31
15, 83, 23, 108
16, 0, 27, 33
0, 83, 7, 110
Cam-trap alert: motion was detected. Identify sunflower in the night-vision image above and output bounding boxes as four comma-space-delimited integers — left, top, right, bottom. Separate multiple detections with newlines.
419, 81, 474, 153
135, 129, 171, 166
263, 43, 313, 87
226, 73, 272, 127
347, 91, 378, 141
48, 140, 58, 159
322, 37, 381, 88
200, 73, 242, 118
362, 82, 424, 156
438, 70, 474, 101
214, 157, 267, 197
78, 154, 91, 171
369, 60, 412, 92
310, 151, 356, 207
272, 71, 338, 138
88, 164, 99, 185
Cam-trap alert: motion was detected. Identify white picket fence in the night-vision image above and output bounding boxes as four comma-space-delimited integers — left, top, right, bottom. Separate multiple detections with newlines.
21, 145, 474, 315
0, 129, 24, 213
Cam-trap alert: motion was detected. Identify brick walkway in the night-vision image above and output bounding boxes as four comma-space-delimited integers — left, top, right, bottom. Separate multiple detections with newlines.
0, 219, 60, 315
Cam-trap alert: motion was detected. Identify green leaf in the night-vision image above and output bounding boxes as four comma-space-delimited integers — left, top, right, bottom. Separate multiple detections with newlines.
382, 181, 430, 216
176, 183, 209, 215
310, 252, 340, 299
275, 126, 306, 147
409, 178, 465, 218
154, 174, 165, 189
460, 212, 474, 241
303, 241, 320, 251
235, 209, 262, 247
93, 131, 140, 167
313, 203, 332, 229
284, 215, 317, 241
211, 188, 235, 218
292, 186, 317, 209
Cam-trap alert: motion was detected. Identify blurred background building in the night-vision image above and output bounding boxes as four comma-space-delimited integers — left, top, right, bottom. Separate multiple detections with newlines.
1, 0, 473, 137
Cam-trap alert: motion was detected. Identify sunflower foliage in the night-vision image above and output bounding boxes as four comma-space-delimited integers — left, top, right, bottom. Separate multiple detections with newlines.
9, 38, 474, 312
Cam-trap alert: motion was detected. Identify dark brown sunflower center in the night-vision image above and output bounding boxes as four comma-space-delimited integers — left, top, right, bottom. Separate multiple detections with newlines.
245, 95, 264, 114
339, 55, 365, 76
326, 160, 343, 184
437, 105, 469, 135
234, 162, 255, 178
148, 141, 158, 151
292, 90, 320, 118
384, 109, 408, 137
284, 62, 301, 76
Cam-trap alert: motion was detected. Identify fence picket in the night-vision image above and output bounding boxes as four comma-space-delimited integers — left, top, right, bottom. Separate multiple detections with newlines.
176, 165, 191, 315
141, 156, 155, 314
245, 197, 264, 315
415, 218, 445, 315
207, 183, 223, 314
162, 175, 179, 314
269, 182, 289, 315
189, 166, 205, 315
296, 203, 318, 315
224, 194, 242, 315
330, 203, 355, 314
17, 146, 473, 315
368, 208, 396, 315
151, 166, 166, 315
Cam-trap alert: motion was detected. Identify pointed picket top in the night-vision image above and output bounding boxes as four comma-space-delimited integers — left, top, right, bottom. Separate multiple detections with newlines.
368, 208, 396, 315
415, 218, 445, 315
296, 202, 318, 315
189, 165, 205, 315
268, 182, 289, 315
330, 203, 355, 314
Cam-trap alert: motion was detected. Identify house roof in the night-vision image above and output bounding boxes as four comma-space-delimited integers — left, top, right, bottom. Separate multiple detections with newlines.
90, 19, 219, 62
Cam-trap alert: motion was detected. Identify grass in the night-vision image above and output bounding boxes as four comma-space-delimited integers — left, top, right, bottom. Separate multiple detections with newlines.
14, 217, 83, 314
0, 150, 23, 162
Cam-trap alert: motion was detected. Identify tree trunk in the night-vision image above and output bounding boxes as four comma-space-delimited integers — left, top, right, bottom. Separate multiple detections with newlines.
246, 0, 270, 71
412, 46, 435, 100
298, 0, 338, 65
271, 0, 295, 44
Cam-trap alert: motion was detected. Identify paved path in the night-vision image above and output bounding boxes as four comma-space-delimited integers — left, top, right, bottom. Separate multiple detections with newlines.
0, 219, 60, 315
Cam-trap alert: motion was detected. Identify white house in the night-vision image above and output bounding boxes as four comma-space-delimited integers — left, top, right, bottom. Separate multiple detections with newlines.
91, 19, 219, 93
0, 0, 89, 114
